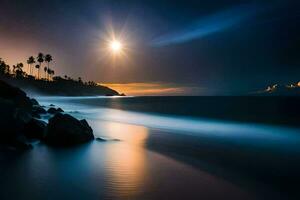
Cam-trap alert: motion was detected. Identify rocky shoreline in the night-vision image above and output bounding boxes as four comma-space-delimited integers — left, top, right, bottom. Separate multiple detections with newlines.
0, 80, 94, 151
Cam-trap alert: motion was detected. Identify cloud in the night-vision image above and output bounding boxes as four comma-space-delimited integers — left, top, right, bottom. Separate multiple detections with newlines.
102, 82, 205, 96
151, 4, 262, 46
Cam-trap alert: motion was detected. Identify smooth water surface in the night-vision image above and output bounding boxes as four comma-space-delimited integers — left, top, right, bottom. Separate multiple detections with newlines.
1, 96, 300, 200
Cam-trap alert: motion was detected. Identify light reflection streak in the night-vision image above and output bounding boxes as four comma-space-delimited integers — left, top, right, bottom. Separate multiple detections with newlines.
101, 122, 149, 198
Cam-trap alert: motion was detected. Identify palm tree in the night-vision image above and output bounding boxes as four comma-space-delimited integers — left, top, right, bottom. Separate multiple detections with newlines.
35, 65, 40, 79
45, 54, 52, 80
17, 63, 24, 70
51, 70, 55, 80
15, 63, 24, 78
26, 56, 35, 75
47, 68, 55, 80
0, 59, 10, 75
26, 58, 30, 75
44, 67, 47, 79
36, 53, 44, 79
12, 65, 17, 75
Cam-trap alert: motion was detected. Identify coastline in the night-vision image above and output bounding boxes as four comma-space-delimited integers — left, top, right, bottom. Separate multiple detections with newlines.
0, 75, 122, 97
36, 94, 300, 199
0, 80, 96, 150
1, 80, 300, 199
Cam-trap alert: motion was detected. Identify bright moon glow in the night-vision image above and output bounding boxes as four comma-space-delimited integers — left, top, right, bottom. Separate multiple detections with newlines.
110, 40, 122, 53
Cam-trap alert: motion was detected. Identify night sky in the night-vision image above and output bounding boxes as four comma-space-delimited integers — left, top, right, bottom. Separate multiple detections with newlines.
0, 0, 300, 95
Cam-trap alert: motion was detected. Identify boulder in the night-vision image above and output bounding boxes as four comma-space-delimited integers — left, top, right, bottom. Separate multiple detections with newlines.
23, 119, 47, 140
44, 113, 94, 146
47, 107, 57, 114
96, 137, 121, 142
12, 135, 33, 150
30, 98, 39, 106
33, 105, 47, 114
56, 108, 64, 112
15, 108, 32, 124
0, 98, 32, 150
47, 107, 64, 114
0, 98, 20, 140
32, 105, 47, 119
96, 137, 106, 142
0, 80, 32, 110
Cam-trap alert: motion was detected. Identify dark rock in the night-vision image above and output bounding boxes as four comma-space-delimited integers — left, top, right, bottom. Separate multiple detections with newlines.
30, 98, 39, 106
44, 113, 94, 146
47, 107, 57, 114
0, 80, 33, 110
0, 98, 34, 149
57, 108, 64, 113
0, 81, 36, 151
23, 119, 47, 140
80, 119, 92, 131
15, 108, 32, 125
0, 81, 41, 150
33, 105, 47, 114
13, 135, 33, 150
96, 137, 121, 142
49, 104, 55, 107
47, 107, 64, 114
47, 107, 58, 114
96, 137, 107, 142
0, 98, 20, 140
32, 113, 41, 119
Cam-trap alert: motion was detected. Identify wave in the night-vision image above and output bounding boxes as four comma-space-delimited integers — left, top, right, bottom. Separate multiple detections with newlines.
36, 96, 300, 148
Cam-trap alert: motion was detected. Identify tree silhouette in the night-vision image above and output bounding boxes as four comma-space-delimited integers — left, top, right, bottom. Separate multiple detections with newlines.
0, 58, 10, 75
12, 65, 17, 74
36, 53, 44, 79
50, 70, 55, 80
45, 54, 52, 80
45, 69, 54, 80
35, 64, 40, 79
26, 56, 35, 76
44, 66, 48, 79
47, 68, 51, 80
15, 63, 24, 78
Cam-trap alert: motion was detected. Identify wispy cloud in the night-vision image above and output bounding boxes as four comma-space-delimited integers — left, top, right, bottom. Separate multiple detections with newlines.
102, 82, 205, 96
152, 4, 262, 47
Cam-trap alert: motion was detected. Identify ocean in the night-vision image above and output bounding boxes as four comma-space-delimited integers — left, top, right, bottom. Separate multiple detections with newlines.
1, 96, 300, 200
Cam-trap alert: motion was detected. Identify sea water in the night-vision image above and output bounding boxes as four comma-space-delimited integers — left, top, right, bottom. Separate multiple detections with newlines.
1, 96, 300, 200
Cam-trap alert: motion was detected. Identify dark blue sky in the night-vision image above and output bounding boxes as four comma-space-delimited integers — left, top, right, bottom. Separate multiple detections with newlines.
0, 0, 300, 95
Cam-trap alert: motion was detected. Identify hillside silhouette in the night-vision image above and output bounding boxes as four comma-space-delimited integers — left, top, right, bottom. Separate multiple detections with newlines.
0, 55, 121, 96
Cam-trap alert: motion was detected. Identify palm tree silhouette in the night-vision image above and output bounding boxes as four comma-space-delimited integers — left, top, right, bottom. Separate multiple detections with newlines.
15, 63, 24, 78
51, 70, 55, 79
12, 65, 17, 75
44, 67, 47, 79
16, 63, 24, 72
35, 64, 40, 79
36, 53, 44, 79
27, 56, 35, 76
26, 58, 30, 75
45, 54, 52, 80
47, 68, 54, 80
